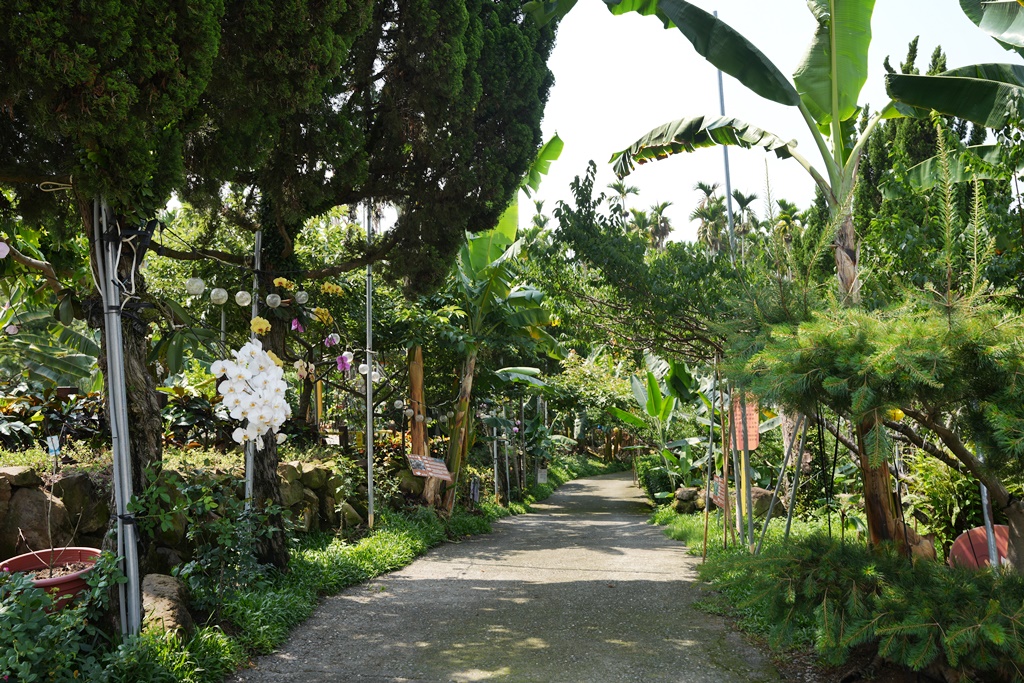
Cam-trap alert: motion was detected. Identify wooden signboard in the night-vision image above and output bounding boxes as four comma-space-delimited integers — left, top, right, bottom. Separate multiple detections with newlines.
712, 475, 729, 510
407, 455, 452, 483
729, 394, 760, 451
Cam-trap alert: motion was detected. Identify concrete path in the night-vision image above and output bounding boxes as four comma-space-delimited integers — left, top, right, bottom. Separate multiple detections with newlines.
232, 471, 780, 683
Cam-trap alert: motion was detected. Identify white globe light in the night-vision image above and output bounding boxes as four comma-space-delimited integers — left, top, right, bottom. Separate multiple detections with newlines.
266, 293, 282, 308
210, 288, 229, 305
415, 414, 425, 423
446, 411, 454, 419
370, 370, 380, 382
5, 324, 17, 335
439, 414, 448, 424
0, 242, 10, 259
394, 399, 405, 409
185, 277, 205, 296
404, 408, 414, 418
295, 290, 309, 304
235, 291, 252, 307
358, 363, 369, 375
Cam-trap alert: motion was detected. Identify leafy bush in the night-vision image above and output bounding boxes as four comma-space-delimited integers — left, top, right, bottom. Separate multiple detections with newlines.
0, 551, 125, 682
635, 452, 672, 500
699, 533, 1024, 680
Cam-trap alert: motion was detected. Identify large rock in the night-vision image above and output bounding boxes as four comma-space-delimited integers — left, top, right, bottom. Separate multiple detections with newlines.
398, 469, 425, 496
277, 461, 301, 484
290, 501, 318, 534
671, 486, 706, 514
52, 473, 110, 535
279, 478, 305, 507
299, 463, 329, 490
0, 478, 10, 528
0, 466, 42, 488
340, 502, 363, 528
142, 574, 194, 637
0, 488, 73, 560
751, 486, 784, 519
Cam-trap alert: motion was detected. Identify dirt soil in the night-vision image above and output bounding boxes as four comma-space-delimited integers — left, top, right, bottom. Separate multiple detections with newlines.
23, 561, 91, 581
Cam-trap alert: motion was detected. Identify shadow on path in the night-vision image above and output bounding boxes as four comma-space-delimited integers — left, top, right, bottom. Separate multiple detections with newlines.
232, 471, 780, 683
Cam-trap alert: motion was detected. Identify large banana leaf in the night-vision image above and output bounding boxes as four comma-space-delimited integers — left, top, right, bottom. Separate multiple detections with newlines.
524, 0, 579, 25
886, 64, 1024, 129
610, 115, 797, 178
602, 0, 800, 107
792, 0, 875, 127
523, 134, 564, 197
960, 0, 1024, 56
882, 144, 1015, 197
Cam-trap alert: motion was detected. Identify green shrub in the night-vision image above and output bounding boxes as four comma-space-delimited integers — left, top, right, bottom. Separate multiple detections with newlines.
635, 453, 672, 500
699, 533, 1024, 680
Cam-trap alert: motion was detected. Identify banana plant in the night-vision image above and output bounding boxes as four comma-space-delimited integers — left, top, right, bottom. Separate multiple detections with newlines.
884, 2, 1024, 188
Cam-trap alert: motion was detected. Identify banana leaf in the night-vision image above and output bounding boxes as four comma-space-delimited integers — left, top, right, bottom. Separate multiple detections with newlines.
610, 115, 798, 178
883, 144, 1017, 197
602, 0, 800, 107
960, 0, 1024, 56
885, 64, 1024, 129
607, 406, 647, 430
792, 0, 876, 127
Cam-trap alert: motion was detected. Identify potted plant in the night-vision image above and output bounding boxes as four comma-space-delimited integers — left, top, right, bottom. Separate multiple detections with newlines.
1, 546, 102, 611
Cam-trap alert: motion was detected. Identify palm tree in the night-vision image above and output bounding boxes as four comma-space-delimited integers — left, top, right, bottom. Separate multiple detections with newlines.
648, 201, 673, 251
607, 181, 639, 218
532, 200, 549, 229
731, 190, 758, 264
690, 195, 726, 253
627, 208, 653, 240
693, 181, 719, 209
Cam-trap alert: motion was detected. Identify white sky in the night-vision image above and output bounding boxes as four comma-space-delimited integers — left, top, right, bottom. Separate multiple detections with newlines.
528, 0, 1013, 242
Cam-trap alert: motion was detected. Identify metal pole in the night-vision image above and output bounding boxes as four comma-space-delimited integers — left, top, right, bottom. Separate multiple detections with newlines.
365, 203, 375, 529
978, 447, 1000, 567
784, 421, 811, 541
493, 424, 500, 503
740, 392, 755, 552
245, 230, 261, 508
714, 10, 737, 263
756, 413, 806, 555
96, 199, 141, 636
729, 392, 744, 544
220, 307, 226, 347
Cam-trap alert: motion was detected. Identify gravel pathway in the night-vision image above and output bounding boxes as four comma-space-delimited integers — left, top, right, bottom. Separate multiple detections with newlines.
232, 471, 780, 683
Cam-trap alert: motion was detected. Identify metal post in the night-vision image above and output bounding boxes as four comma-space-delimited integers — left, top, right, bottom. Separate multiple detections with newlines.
365, 203, 375, 529
714, 10, 737, 263
784, 421, 811, 542
978, 447, 1000, 567
245, 230, 261, 509
756, 414, 806, 555
729, 394, 744, 544
740, 392, 755, 552
492, 424, 500, 503
95, 199, 141, 636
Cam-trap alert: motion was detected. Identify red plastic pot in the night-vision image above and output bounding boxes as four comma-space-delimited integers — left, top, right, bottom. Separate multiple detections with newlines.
1, 547, 101, 610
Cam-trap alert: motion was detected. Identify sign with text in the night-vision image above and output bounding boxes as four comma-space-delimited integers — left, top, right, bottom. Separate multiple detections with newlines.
712, 475, 729, 510
407, 455, 452, 482
728, 394, 760, 451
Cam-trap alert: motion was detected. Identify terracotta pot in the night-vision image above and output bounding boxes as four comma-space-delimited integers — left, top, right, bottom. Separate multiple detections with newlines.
1, 547, 102, 610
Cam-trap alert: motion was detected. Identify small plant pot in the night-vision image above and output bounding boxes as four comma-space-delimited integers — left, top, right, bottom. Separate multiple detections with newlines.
1, 547, 102, 611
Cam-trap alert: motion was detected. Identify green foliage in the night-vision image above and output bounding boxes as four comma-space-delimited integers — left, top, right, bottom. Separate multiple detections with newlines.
0, 551, 125, 682
699, 534, 1024, 678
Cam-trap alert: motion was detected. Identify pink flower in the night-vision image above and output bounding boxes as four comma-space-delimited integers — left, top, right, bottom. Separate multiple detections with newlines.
513, 426, 519, 433
336, 355, 351, 372
324, 333, 340, 347
291, 318, 304, 333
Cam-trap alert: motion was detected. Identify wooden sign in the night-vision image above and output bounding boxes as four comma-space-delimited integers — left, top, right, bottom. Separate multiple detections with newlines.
712, 475, 729, 510
729, 394, 760, 451
407, 455, 452, 482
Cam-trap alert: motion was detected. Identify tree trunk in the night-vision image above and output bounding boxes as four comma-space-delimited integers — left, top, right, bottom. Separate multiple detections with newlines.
408, 346, 439, 506
253, 322, 289, 568
254, 434, 288, 569
856, 418, 934, 559
442, 351, 477, 512
1004, 502, 1024, 572
834, 211, 861, 305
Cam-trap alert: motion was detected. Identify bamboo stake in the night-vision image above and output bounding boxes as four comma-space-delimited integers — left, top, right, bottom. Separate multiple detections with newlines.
740, 392, 755, 553
756, 413, 806, 555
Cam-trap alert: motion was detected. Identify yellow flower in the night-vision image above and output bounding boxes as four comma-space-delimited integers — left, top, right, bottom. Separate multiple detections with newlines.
273, 277, 296, 291
320, 281, 344, 296
314, 307, 333, 325
550, 315, 561, 327
250, 317, 272, 335
266, 350, 283, 367
887, 408, 905, 422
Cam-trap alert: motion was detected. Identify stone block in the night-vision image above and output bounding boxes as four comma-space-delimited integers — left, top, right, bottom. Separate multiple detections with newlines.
398, 469, 425, 496
52, 472, 110, 535
340, 502, 363, 528
318, 493, 339, 530
278, 461, 301, 484
0, 488, 73, 560
299, 463, 329, 490
0, 466, 42, 488
142, 574, 194, 637
279, 479, 305, 508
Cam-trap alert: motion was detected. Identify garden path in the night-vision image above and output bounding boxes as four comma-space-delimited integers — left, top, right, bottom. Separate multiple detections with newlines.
231, 471, 780, 683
